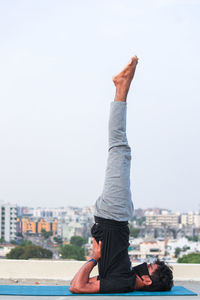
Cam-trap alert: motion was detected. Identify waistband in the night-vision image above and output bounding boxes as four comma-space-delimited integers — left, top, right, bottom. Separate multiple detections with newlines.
94, 216, 128, 227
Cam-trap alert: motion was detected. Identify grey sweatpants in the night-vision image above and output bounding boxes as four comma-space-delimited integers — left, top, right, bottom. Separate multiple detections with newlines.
94, 101, 134, 221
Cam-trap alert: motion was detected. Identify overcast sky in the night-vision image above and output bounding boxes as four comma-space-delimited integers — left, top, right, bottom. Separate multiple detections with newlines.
0, 0, 199, 212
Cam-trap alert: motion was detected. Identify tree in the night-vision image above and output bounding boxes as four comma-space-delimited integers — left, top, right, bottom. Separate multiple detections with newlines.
186, 236, 199, 242
137, 217, 145, 226
175, 247, 182, 258
70, 236, 87, 247
182, 246, 190, 252
16, 233, 23, 237
53, 236, 63, 244
60, 244, 85, 260
41, 229, 52, 239
20, 240, 33, 247
6, 245, 53, 259
178, 253, 200, 264
10, 240, 17, 245
7, 246, 24, 259
129, 225, 140, 238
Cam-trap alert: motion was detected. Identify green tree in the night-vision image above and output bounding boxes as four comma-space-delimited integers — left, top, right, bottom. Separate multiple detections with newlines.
20, 240, 33, 247
41, 229, 52, 239
10, 240, 17, 245
7, 246, 24, 259
70, 236, 87, 247
53, 236, 63, 244
175, 247, 182, 258
186, 236, 199, 242
16, 232, 23, 237
137, 217, 145, 226
182, 246, 190, 252
44, 231, 52, 239
129, 225, 140, 238
60, 244, 85, 260
178, 253, 200, 264
6, 245, 53, 259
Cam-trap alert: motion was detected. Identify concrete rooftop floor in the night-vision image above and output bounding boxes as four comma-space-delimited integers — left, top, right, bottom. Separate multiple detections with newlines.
0, 281, 199, 300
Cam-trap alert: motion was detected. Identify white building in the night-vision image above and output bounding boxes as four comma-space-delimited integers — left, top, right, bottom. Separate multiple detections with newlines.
129, 239, 167, 261
145, 210, 180, 228
181, 212, 200, 228
0, 203, 17, 242
33, 206, 82, 220
57, 221, 83, 241
33, 207, 68, 218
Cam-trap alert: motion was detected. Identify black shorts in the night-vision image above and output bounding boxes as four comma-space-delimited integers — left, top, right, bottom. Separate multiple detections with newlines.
91, 216, 131, 279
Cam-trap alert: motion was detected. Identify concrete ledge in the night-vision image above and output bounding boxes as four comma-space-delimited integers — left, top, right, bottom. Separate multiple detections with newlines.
171, 263, 200, 281
0, 260, 199, 281
0, 260, 94, 281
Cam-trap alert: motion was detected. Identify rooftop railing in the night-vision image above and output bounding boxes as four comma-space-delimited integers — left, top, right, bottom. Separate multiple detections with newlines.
0, 260, 199, 281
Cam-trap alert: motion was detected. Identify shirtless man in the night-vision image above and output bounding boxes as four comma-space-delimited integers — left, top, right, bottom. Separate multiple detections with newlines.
69, 56, 173, 294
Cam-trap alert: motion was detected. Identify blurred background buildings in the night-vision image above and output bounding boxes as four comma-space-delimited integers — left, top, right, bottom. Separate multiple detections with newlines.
0, 201, 199, 263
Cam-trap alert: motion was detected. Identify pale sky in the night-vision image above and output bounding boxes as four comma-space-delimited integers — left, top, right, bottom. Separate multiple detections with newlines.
0, 0, 199, 212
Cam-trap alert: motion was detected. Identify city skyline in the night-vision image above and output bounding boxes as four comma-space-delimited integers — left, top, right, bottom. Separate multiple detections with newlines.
1, 198, 200, 213
4, 201, 200, 214
0, 0, 200, 211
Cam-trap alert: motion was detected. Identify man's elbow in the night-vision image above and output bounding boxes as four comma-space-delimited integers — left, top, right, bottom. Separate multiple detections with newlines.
69, 286, 77, 293
70, 282, 99, 294
69, 284, 82, 294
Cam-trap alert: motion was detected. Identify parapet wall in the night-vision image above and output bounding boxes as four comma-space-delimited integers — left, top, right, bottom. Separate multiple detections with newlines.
0, 260, 199, 281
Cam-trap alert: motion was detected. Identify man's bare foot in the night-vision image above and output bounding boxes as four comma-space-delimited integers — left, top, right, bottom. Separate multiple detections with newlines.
113, 56, 138, 102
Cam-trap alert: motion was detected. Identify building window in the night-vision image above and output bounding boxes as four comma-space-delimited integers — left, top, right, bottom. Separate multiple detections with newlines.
150, 248, 159, 253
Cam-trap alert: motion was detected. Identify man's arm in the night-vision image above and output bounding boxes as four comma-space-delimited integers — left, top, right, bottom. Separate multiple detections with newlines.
70, 275, 98, 286
69, 239, 101, 294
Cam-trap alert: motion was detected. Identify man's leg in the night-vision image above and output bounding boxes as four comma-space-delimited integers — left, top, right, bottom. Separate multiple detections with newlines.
94, 56, 138, 221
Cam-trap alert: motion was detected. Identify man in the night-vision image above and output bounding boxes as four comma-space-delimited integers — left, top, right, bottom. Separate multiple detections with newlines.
69, 56, 173, 294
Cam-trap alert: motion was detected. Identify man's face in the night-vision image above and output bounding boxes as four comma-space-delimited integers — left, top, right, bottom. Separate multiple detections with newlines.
134, 262, 158, 280
134, 263, 159, 290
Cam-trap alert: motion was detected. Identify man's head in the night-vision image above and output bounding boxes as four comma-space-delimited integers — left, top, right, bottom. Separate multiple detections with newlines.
134, 260, 173, 291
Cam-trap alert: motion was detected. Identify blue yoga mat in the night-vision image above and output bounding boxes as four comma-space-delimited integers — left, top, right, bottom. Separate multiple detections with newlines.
0, 285, 197, 296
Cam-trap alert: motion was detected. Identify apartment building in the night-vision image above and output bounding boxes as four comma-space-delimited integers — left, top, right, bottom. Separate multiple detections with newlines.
33, 207, 76, 219
129, 239, 166, 261
37, 218, 57, 234
20, 218, 37, 234
0, 203, 17, 242
181, 212, 200, 228
18, 218, 57, 235
57, 221, 83, 241
145, 210, 180, 228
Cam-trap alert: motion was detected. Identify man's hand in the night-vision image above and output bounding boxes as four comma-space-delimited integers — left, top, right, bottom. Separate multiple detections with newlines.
91, 238, 102, 261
